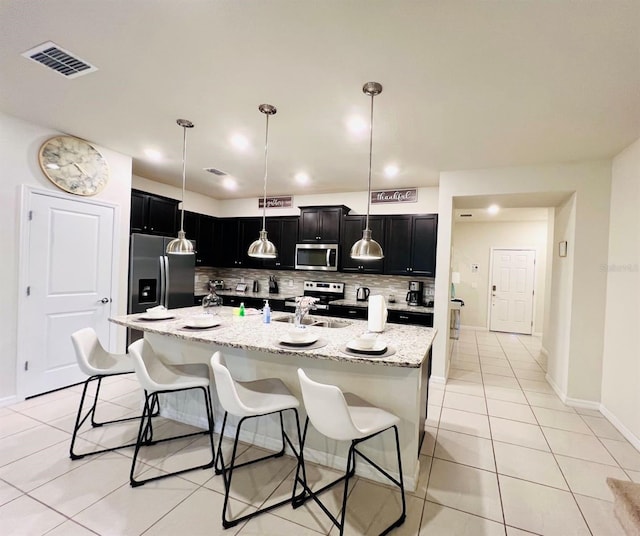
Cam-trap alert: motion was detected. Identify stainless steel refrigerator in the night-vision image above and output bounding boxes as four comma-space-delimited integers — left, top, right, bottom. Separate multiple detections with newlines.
127, 233, 195, 344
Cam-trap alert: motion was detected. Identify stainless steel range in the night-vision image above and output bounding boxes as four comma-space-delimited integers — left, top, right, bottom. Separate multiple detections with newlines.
284, 281, 345, 312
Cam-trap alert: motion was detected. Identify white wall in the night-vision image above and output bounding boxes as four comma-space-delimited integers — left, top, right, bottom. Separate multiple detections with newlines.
541, 207, 556, 365
452, 218, 548, 332
543, 195, 576, 395
132, 175, 221, 217
132, 177, 439, 220
601, 137, 640, 447
433, 162, 611, 403
214, 187, 439, 218
0, 112, 132, 403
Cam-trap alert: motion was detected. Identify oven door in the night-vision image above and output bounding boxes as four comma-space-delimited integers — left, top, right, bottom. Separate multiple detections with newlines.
295, 244, 338, 271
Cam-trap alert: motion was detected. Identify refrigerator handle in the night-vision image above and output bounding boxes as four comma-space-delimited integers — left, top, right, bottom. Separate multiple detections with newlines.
164, 255, 170, 308
159, 255, 167, 308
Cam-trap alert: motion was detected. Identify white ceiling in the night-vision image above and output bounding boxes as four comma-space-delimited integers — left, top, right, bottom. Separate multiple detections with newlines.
2, 1, 639, 200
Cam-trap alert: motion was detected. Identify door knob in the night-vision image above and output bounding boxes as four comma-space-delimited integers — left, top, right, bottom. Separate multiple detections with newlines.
100, 297, 110, 303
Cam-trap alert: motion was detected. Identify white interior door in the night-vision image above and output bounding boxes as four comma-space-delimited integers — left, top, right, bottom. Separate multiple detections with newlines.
489, 249, 536, 334
19, 191, 115, 397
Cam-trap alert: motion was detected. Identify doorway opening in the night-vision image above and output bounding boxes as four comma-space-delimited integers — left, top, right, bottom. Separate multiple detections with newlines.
450, 200, 553, 340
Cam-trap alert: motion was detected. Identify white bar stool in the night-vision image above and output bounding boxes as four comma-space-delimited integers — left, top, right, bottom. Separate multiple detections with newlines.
69, 327, 145, 460
295, 368, 406, 535
128, 338, 216, 487
210, 351, 304, 529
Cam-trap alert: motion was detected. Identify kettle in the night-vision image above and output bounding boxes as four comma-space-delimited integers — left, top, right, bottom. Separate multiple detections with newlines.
356, 287, 370, 301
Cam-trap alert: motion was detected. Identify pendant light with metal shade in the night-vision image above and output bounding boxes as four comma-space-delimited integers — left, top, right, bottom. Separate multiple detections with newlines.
166, 119, 195, 255
350, 82, 384, 261
247, 104, 278, 259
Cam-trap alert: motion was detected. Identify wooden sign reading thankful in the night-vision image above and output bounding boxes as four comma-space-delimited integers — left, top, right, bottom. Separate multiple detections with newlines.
258, 196, 293, 208
371, 188, 418, 204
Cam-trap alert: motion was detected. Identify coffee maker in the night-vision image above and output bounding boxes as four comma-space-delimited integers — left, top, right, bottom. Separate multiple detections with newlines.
406, 280, 424, 306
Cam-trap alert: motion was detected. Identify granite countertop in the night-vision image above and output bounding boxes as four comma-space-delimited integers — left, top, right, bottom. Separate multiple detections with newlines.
111, 306, 435, 369
329, 298, 434, 314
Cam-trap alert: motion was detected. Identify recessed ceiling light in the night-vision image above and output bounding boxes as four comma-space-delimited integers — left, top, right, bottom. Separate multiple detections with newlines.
222, 177, 238, 190
295, 172, 310, 185
347, 115, 367, 134
488, 204, 500, 215
144, 148, 163, 162
230, 134, 249, 151
384, 164, 399, 178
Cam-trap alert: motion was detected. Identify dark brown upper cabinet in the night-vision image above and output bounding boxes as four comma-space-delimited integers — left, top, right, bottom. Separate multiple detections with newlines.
340, 215, 386, 273
130, 190, 178, 236
298, 206, 350, 243
384, 214, 438, 276
263, 217, 299, 270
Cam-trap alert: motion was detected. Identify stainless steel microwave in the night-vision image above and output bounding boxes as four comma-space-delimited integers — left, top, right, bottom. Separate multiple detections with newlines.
295, 243, 339, 271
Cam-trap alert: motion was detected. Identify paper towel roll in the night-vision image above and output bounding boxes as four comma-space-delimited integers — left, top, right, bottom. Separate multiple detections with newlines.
368, 295, 388, 333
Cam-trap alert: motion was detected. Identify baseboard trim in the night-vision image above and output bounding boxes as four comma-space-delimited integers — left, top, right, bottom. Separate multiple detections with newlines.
545, 373, 601, 410
0, 395, 18, 408
564, 396, 601, 411
459, 325, 488, 332
599, 405, 640, 453
545, 372, 566, 402
430, 375, 446, 386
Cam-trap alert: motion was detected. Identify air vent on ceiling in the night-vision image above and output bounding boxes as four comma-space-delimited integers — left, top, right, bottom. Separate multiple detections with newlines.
21, 41, 98, 78
204, 167, 228, 176
460, 213, 473, 217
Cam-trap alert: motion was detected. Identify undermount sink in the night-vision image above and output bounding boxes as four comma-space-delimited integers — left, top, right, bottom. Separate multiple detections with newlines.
272, 315, 351, 328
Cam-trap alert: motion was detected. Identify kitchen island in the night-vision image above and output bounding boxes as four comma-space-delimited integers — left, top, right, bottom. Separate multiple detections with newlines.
110, 306, 435, 490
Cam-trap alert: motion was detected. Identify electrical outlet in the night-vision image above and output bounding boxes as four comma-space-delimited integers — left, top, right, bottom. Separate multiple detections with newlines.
471, 264, 479, 273
240, 276, 245, 283
288, 279, 294, 287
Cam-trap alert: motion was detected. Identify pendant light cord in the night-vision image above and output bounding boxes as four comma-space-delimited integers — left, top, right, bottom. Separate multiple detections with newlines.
179, 125, 187, 233
365, 92, 374, 232
261, 113, 269, 232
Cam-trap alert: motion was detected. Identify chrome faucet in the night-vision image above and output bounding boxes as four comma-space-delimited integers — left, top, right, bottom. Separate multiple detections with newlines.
294, 296, 318, 328
202, 281, 223, 310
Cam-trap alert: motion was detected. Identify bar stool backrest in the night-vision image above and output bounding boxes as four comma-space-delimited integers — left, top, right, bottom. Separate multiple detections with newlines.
210, 351, 252, 417
71, 327, 119, 376
297, 368, 359, 441
128, 338, 180, 393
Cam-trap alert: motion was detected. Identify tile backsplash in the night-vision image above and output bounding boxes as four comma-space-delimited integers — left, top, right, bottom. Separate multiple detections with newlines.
196, 267, 435, 304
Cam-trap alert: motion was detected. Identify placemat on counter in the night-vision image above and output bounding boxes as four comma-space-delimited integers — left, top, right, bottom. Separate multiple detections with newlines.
274, 338, 328, 351
340, 345, 396, 358
178, 324, 222, 332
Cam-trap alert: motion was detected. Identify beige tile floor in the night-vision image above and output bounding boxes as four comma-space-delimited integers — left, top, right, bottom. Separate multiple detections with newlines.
1, 329, 638, 535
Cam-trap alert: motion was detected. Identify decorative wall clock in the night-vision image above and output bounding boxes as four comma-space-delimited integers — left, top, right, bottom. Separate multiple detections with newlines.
38, 135, 110, 196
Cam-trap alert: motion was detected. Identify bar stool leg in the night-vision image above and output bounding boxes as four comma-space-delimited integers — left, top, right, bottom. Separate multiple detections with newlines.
291, 417, 310, 507
290, 410, 307, 505
293, 425, 406, 535
216, 408, 305, 529
130, 387, 215, 487
70, 374, 141, 460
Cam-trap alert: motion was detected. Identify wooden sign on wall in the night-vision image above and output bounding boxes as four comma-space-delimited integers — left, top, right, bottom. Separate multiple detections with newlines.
371, 188, 418, 204
258, 196, 293, 208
